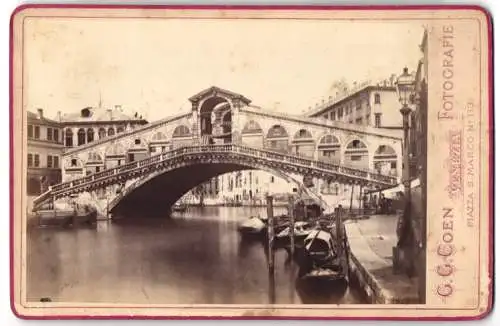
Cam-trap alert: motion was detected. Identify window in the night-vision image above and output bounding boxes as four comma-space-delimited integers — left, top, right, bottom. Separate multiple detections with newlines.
355, 118, 363, 124
28, 125, 33, 138
135, 139, 141, 145
77, 129, 86, 146
65, 129, 73, 147
47, 155, 53, 168
34, 154, 40, 167
323, 114, 328, 119
108, 128, 115, 137
161, 146, 166, 152
322, 150, 336, 157
54, 156, 59, 168
150, 147, 156, 153
87, 129, 94, 143
351, 155, 361, 161
270, 176, 275, 183
375, 113, 382, 128
374, 93, 381, 104
54, 129, 59, 143
391, 162, 397, 169
27, 154, 33, 167
47, 128, 53, 141
71, 159, 77, 166
34, 126, 40, 139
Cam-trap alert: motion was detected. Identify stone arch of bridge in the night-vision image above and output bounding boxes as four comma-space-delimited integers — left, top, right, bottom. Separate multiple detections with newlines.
108, 156, 326, 216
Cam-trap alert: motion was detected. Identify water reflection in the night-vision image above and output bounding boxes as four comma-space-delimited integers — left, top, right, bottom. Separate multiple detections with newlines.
27, 206, 366, 304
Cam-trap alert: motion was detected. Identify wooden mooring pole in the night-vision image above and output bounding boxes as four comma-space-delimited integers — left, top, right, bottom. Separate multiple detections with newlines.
266, 195, 276, 304
288, 194, 295, 257
266, 195, 275, 271
349, 183, 355, 216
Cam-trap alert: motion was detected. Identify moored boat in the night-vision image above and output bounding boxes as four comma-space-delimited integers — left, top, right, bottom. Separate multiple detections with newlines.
172, 203, 188, 212
298, 227, 349, 281
273, 221, 315, 248
237, 215, 267, 236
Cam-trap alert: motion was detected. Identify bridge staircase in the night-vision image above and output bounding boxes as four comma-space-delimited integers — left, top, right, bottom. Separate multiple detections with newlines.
31, 144, 398, 212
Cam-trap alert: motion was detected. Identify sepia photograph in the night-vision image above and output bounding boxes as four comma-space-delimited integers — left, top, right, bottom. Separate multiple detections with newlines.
10, 5, 492, 319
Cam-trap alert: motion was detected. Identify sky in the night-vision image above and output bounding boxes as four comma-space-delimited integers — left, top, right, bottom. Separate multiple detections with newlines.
23, 17, 425, 121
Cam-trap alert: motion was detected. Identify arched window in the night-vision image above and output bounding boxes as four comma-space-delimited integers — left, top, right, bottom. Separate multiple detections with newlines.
318, 134, 340, 163
242, 120, 263, 134
65, 128, 73, 147
347, 139, 367, 149
77, 128, 86, 146
266, 125, 288, 138
98, 128, 106, 139
172, 125, 191, 138
87, 128, 94, 143
108, 128, 115, 137
374, 93, 381, 104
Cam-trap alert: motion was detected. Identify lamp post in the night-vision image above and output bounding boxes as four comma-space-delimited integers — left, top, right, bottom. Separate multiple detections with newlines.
394, 67, 417, 276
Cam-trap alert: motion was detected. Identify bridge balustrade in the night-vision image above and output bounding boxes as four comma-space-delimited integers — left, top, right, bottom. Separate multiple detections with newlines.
33, 143, 398, 209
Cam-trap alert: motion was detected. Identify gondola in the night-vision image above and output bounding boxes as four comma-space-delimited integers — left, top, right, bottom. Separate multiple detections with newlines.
298, 226, 349, 281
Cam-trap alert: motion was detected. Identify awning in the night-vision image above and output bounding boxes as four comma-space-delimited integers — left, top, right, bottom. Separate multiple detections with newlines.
366, 178, 420, 199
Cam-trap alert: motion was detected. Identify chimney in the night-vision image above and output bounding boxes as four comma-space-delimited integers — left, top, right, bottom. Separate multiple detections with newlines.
107, 109, 113, 120
37, 108, 43, 118
56, 111, 62, 121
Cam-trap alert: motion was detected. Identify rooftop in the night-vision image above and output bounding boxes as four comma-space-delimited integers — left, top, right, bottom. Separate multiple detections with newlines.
27, 109, 60, 126
57, 105, 148, 124
303, 74, 407, 117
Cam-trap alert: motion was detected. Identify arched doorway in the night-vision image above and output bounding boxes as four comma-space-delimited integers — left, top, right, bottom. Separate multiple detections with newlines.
373, 145, 398, 176
149, 131, 170, 154
171, 125, 192, 149
241, 120, 264, 148
291, 129, 315, 157
105, 143, 126, 169
265, 124, 289, 153
344, 139, 369, 169
199, 97, 228, 136
127, 138, 149, 163
317, 134, 341, 163
189, 87, 252, 145
85, 152, 104, 175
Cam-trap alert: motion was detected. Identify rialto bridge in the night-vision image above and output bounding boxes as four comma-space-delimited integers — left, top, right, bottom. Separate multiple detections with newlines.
32, 86, 403, 216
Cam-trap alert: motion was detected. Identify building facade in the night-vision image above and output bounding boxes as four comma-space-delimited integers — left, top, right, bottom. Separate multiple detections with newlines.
57, 105, 148, 148
306, 79, 403, 129
183, 170, 294, 206
300, 77, 406, 201
27, 109, 64, 195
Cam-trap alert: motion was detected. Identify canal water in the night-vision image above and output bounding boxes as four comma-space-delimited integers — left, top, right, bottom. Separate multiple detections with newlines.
27, 206, 367, 305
